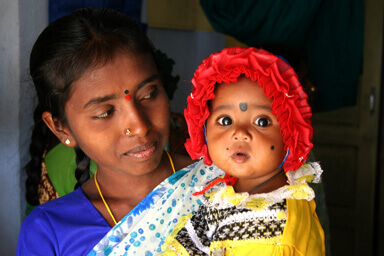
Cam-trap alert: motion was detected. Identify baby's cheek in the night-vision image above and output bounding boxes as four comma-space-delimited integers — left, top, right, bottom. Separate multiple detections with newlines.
269, 143, 286, 162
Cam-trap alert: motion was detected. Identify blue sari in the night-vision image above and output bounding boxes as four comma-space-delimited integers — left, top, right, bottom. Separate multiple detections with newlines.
88, 160, 223, 256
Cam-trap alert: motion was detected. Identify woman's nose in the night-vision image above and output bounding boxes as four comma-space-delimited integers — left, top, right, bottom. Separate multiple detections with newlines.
124, 106, 151, 137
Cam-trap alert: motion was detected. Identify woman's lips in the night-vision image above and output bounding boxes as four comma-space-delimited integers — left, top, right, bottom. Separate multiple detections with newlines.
231, 150, 250, 163
124, 141, 158, 159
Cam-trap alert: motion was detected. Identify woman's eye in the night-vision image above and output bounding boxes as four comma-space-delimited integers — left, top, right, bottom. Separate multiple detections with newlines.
96, 108, 114, 119
254, 117, 271, 127
142, 87, 159, 100
217, 116, 233, 126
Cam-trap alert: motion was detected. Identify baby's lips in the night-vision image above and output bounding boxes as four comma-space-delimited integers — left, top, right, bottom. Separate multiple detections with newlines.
231, 153, 250, 163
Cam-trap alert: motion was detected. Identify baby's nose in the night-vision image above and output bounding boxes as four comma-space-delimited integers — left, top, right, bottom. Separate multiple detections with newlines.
232, 126, 251, 141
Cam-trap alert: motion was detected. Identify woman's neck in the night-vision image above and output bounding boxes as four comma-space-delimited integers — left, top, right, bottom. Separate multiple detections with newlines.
82, 152, 173, 225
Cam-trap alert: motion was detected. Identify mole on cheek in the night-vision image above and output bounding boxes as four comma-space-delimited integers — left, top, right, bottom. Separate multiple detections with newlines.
226, 148, 229, 150
271, 145, 275, 150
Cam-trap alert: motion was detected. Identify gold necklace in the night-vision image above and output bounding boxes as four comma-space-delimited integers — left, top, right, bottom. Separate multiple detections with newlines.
94, 170, 117, 225
94, 150, 176, 225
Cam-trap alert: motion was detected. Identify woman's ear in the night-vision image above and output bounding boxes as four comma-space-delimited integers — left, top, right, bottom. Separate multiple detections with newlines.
42, 111, 77, 147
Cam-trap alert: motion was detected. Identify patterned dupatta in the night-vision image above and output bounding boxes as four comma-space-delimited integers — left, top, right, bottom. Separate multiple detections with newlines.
88, 160, 223, 256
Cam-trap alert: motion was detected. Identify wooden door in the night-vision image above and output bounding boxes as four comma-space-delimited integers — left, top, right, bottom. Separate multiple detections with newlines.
311, 0, 383, 255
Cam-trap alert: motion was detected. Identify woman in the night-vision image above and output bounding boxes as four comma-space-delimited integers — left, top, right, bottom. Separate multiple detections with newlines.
17, 7, 221, 255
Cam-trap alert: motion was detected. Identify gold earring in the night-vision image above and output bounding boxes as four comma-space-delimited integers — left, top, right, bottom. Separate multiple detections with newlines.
65, 139, 71, 145
125, 128, 131, 136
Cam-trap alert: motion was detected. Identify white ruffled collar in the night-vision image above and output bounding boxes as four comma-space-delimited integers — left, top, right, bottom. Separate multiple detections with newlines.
201, 162, 323, 211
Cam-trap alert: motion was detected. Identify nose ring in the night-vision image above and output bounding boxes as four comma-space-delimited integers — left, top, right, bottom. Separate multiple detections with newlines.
125, 128, 131, 136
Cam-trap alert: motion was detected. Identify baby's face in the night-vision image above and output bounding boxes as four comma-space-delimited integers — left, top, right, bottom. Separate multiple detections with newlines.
206, 76, 286, 182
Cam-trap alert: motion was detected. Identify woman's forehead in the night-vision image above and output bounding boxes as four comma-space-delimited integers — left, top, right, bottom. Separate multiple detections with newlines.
66, 54, 158, 105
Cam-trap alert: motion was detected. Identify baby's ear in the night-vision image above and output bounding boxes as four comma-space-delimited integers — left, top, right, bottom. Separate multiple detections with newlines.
42, 112, 77, 147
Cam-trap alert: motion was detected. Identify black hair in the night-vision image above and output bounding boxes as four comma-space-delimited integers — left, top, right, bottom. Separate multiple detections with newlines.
26, 7, 159, 206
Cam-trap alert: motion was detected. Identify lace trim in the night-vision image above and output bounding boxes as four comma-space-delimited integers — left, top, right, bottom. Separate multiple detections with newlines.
202, 162, 322, 211
218, 207, 285, 227
210, 235, 283, 250
286, 161, 322, 185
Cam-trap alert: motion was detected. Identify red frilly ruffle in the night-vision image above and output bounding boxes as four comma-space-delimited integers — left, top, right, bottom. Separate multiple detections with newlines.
184, 47, 313, 172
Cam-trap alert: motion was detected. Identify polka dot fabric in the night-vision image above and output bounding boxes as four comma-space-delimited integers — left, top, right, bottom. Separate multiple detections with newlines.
88, 160, 224, 256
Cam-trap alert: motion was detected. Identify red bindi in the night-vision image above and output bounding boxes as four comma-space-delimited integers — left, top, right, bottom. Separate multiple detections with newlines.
124, 89, 131, 100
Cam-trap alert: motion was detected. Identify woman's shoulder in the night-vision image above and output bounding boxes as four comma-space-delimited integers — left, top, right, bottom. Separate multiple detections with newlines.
33, 186, 88, 210
21, 188, 91, 229
17, 188, 110, 255
20, 187, 109, 239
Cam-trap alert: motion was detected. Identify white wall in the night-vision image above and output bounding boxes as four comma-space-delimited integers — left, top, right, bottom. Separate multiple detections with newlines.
0, 1, 21, 252
0, 0, 47, 254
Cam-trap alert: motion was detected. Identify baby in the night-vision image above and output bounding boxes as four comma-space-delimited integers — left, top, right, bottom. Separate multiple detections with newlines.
162, 47, 325, 255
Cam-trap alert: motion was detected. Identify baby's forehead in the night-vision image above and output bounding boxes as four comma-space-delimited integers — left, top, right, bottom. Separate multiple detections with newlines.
213, 79, 269, 101
214, 77, 260, 91
210, 81, 273, 113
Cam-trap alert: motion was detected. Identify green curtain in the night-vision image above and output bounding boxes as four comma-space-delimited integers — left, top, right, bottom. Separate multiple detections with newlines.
200, 0, 364, 112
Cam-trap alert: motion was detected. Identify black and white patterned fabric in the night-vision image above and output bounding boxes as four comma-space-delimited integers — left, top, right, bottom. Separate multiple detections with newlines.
174, 200, 287, 255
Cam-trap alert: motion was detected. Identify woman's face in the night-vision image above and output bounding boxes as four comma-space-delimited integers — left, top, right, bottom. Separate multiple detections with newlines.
206, 76, 286, 181
64, 53, 170, 176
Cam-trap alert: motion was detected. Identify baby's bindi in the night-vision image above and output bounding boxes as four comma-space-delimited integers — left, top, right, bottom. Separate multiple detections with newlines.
239, 102, 247, 112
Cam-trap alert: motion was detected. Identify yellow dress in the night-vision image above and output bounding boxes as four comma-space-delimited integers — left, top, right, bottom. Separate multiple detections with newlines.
162, 162, 325, 256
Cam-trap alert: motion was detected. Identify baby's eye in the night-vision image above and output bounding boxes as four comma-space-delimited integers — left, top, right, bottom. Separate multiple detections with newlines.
254, 117, 271, 127
217, 116, 233, 126
96, 108, 114, 119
